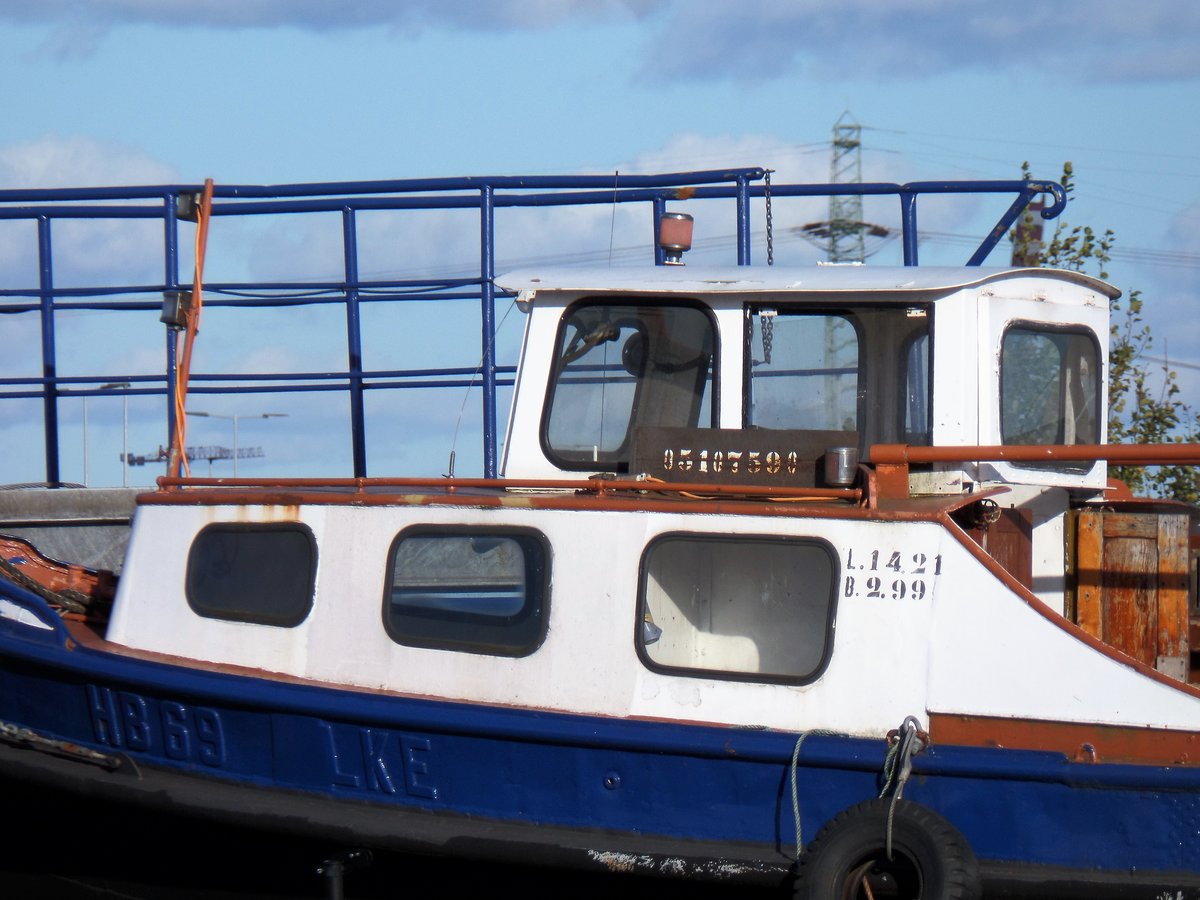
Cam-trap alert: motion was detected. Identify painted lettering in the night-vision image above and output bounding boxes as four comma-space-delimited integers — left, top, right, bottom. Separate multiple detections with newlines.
401, 736, 438, 800
85, 685, 226, 767
361, 729, 397, 794
841, 546, 942, 601
325, 724, 440, 800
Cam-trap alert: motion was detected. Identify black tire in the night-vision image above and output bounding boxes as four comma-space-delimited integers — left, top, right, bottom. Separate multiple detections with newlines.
794, 798, 982, 900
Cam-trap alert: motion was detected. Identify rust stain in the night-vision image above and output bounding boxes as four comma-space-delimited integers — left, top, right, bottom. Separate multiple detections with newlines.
931, 712, 1200, 766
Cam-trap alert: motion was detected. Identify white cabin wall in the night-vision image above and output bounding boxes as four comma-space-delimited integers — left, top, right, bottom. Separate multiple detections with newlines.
499, 297, 568, 479
926, 289, 981, 489
975, 278, 1110, 491
711, 303, 745, 430
108, 504, 326, 674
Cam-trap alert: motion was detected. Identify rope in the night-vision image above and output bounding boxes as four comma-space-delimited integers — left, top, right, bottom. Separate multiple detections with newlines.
879, 716, 927, 860
791, 716, 928, 862
169, 178, 215, 479
0, 555, 108, 618
790, 728, 841, 858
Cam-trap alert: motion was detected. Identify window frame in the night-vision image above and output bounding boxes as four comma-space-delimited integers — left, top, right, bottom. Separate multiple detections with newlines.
540, 297, 719, 473
381, 525, 551, 658
999, 321, 1102, 465
635, 532, 839, 686
743, 304, 933, 449
185, 522, 317, 627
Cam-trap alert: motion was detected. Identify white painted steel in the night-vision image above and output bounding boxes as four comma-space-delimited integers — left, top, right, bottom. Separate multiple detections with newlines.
107, 498, 1200, 739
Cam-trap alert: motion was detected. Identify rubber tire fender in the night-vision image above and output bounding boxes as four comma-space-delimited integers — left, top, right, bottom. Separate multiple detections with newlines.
793, 797, 982, 900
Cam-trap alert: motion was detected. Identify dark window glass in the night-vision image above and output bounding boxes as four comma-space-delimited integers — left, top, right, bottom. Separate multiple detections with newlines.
544, 301, 715, 471
186, 524, 316, 626
384, 529, 549, 657
638, 535, 837, 684
1001, 325, 1100, 470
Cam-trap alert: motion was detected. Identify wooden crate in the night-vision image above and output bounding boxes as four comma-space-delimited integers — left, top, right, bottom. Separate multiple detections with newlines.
1074, 508, 1191, 681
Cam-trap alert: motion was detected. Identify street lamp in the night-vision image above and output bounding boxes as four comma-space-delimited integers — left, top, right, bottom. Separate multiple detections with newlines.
83, 382, 131, 487
187, 411, 288, 476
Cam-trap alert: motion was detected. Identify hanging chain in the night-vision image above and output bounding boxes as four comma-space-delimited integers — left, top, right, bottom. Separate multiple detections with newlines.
760, 310, 775, 365
764, 168, 775, 266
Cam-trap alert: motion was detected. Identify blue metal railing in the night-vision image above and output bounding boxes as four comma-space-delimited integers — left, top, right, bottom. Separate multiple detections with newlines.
0, 172, 1063, 484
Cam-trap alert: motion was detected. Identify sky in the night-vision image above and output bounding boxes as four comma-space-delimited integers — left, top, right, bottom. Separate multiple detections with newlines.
1, 0, 1199, 486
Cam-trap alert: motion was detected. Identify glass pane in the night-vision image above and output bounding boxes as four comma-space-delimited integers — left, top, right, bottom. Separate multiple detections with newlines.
390, 535, 527, 616
385, 530, 547, 657
1001, 327, 1099, 446
640, 536, 835, 683
545, 302, 714, 469
750, 313, 858, 431
186, 525, 316, 626
905, 332, 931, 442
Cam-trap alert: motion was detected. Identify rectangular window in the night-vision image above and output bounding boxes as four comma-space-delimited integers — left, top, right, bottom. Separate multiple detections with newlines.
384, 529, 548, 656
544, 301, 715, 471
185, 524, 316, 626
1001, 325, 1100, 453
748, 306, 931, 449
638, 535, 837, 684
750, 311, 859, 432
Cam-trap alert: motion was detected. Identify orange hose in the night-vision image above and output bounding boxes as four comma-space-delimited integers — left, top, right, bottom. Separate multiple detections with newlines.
168, 178, 214, 478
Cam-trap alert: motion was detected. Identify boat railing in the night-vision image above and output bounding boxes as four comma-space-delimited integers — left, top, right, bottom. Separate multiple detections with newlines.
868, 443, 1200, 503
0, 172, 1064, 485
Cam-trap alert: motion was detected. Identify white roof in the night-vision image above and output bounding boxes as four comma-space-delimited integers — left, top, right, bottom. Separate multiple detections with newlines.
496, 265, 1120, 298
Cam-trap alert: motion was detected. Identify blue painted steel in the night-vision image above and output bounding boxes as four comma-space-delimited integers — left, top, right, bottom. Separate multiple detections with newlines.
341, 207, 367, 478
0, 173, 1064, 484
36, 216, 59, 486
736, 173, 751, 265
480, 186, 497, 478
1, 574, 1198, 885
652, 196, 666, 266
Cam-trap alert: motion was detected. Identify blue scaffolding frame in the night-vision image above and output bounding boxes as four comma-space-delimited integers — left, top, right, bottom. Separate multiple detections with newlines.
0, 170, 1064, 483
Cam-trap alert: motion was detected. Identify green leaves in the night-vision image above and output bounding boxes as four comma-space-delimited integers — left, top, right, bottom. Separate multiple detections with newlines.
1014, 163, 1199, 502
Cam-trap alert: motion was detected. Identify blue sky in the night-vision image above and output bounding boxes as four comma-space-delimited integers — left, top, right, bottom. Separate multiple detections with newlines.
2, 1, 1199, 485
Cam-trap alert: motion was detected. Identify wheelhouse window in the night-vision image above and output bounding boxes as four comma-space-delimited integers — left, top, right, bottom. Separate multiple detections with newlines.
185, 523, 316, 626
747, 306, 931, 450
543, 300, 715, 472
1001, 324, 1100, 459
383, 528, 549, 657
638, 535, 837, 684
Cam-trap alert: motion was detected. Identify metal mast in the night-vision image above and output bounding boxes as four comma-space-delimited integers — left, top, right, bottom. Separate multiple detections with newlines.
828, 111, 866, 263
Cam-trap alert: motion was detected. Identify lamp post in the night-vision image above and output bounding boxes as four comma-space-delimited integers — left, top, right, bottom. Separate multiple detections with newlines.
83, 382, 131, 487
187, 411, 288, 476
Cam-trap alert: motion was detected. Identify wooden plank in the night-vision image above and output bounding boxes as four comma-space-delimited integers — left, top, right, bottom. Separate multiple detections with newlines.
1157, 515, 1190, 672
1074, 509, 1103, 640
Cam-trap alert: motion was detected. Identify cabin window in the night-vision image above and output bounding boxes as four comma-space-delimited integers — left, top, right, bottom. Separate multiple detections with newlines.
747, 306, 931, 450
185, 523, 317, 627
383, 528, 549, 657
543, 300, 715, 472
1001, 324, 1100, 463
637, 534, 837, 684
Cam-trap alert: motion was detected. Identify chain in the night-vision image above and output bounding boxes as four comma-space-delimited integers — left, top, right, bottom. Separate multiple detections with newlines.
760, 310, 774, 365
764, 169, 775, 266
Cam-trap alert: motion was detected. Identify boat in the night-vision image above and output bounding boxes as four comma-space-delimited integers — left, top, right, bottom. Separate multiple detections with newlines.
2, 170, 1200, 899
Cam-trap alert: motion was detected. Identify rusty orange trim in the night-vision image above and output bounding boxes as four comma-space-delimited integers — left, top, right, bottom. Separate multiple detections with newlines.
0, 535, 117, 603
154, 475, 861, 503
929, 712, 1200, 766
870, 442, 1200, 466
938, 506, 1200, 701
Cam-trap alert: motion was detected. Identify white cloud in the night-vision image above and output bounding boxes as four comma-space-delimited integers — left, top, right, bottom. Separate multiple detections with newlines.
0, 135, 177, 188
637, 0, 1200, 84
0, 0, 660, 34
3, 0, 1194, 82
